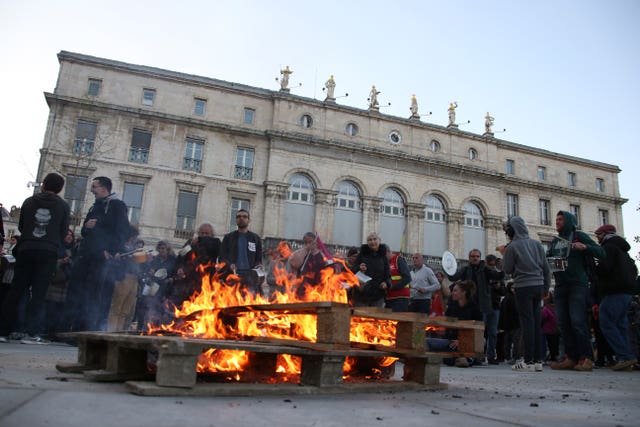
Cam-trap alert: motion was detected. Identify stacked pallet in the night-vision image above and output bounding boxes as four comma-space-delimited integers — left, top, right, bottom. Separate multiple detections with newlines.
56, 302, 484, 396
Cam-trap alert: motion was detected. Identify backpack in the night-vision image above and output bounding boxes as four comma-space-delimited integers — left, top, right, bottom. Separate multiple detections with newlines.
619, 251, 638, 288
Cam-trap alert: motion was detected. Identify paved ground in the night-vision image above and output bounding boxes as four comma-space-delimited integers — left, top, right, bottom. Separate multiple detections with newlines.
0, 341, 638, 427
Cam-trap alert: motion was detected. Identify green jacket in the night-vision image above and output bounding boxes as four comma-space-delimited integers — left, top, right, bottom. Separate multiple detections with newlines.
547, 211, 604, 286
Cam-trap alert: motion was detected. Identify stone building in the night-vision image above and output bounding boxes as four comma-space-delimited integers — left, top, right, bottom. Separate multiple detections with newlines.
36, 51, 626, 260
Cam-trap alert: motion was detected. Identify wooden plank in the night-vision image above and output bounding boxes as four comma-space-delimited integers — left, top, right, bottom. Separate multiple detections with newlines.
126, 380, 447, 397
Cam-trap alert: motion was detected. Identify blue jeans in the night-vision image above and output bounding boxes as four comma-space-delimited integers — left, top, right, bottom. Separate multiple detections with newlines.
554, 283, 593, 361
599, 294, 635, 361
514, 285, 543, 363
426, 337, 476, 365
483, 309, 500, 360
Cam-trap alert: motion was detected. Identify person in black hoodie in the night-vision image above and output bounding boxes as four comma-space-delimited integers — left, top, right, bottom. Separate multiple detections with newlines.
350, 232, 391, 307
594, 224, 638, 371
0, 173, 70, 343
63, 176, 129, 332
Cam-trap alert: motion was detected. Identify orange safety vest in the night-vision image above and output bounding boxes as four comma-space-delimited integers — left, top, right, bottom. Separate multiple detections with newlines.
387, 253, 410, 299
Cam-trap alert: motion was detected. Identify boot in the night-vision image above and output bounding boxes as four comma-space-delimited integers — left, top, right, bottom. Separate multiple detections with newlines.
550, 357, 576, 370
573, 358, 593, 372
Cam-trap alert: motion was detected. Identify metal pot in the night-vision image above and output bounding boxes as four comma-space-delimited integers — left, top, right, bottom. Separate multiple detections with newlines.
133, 251, 148, 264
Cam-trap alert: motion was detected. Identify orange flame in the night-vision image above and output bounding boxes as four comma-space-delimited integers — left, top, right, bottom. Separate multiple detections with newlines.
149, 245, 399, 381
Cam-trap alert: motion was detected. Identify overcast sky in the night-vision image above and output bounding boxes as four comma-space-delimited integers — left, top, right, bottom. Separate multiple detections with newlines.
1, 0, 638, 260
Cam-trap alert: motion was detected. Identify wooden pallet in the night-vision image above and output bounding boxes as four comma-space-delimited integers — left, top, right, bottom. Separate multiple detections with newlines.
56, 302, 484, 396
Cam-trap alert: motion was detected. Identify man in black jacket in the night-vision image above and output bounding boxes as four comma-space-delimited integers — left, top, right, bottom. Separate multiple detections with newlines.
220, 209, 262, 294
63, 176, 129, 332
0, 173, 70, 343
594, 224, 638, 371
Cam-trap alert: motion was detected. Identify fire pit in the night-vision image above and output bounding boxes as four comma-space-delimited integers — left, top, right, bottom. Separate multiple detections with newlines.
57, 250, 484, 396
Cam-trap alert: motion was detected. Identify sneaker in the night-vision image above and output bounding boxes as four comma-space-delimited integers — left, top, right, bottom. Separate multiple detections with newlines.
611, 359, 637, 371
573, 358, 593, 372
512, 360, 536, 372
0, 336, 7, 343
454, 357, 470, 368
550, 358, 576, 370
488, 358, 500, 365
534, 362, 543, 372
9, 332, 26, 340
20, 336, 50, 345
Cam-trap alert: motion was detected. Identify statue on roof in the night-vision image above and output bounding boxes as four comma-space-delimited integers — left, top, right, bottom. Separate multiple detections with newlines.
279, 66, 292, 91
448, 102, 458, 126
324, 75, 336, 101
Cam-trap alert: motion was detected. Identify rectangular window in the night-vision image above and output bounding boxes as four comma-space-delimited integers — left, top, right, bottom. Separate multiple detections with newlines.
596, 178, 604, 192
568, 172, 576, 187
598, 209, 609, 226
73, 119, 97, 155
506, 193, 519, 218
64, 175, 88, 224
230, 198, 250, 231
183, 137, 204, 172
539, 199, 550, 225
243, 108, 255, 124
129, 129, 151, 163
176, 190, 198, 231
87, 78, 102, 97
506, 159, 514, 175
123, 182, 144, 225
537, 166, 546, 181
234, 147, 254, 180
194, 98, 206, 116
142, 88, 156, 106
570, 204, 581, 229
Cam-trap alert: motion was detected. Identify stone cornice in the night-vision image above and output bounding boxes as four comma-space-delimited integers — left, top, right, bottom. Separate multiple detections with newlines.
45, 94, 626, 206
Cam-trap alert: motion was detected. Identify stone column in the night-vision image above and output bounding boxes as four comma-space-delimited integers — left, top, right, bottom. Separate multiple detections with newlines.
446, 209, 465, 258
361, 196, 382, 242
406, 202, 426, 254
314, 189, 337, 240
484, 215, 505, 256
263, 181, 288, 239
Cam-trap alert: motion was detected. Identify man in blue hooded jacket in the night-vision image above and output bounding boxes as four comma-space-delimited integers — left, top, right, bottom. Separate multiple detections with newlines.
547, 211, 604, 372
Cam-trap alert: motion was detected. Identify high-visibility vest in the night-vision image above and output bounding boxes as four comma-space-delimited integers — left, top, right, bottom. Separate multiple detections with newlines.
387, 253, 410, 299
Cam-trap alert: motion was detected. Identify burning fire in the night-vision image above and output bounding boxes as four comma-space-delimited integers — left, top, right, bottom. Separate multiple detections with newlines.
149, 242, 400, 382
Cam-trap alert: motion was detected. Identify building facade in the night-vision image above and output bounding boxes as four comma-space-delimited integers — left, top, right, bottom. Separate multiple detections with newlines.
35, 51, 626, 260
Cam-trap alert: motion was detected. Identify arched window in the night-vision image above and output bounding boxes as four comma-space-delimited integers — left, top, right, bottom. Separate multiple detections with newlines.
345, 123, 359, 136
430, 140, 441, 153
336, 181, 361, 210
381, 188, 405, 216
425, 195, 446, 222
464, 201, 484, 228
423, 194, 447, 257
287, 174, 314, 204
333, 181, 363, 246
300, 114, 313, 128
468, 148, 478, 160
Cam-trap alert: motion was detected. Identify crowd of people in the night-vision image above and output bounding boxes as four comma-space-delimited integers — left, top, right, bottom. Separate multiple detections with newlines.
1, 175, 639, 377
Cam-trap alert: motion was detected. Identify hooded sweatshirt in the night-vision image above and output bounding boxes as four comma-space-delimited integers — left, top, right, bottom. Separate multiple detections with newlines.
595, 233, 637, 296
502, 216, 551, 291
547, 211, 604, 287
17, 192, 70, 255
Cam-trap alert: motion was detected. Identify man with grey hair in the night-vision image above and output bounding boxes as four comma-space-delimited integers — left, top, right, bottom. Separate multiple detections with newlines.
408, 253, 440, 314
